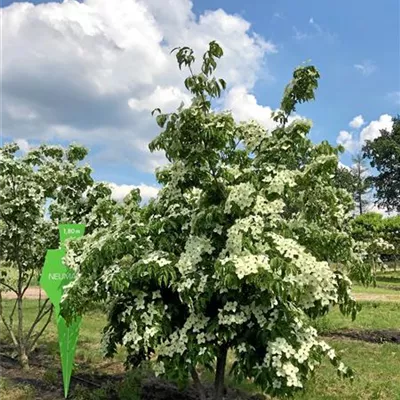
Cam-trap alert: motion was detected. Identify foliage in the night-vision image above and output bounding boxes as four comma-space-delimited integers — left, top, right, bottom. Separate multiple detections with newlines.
363, 115, 400, 212
334, 166, 358, 195
351, 153, 372, 214
333, 154, 372, 215
351, 212, 399, 268
0, 143, 119, 368
62, 42, 369, 399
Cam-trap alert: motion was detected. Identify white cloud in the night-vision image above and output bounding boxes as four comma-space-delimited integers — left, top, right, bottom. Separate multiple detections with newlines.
336, 130, 357, 153
128, 86, 191, 113
337, 114, 393, 154
338, 161, 351, 171
354, 60, 376, 76
273, 12, 284, 19
360, 114, 393, 144
15, 138, 30, 153
223, 86, 302, 131
293, 17, 335, 42
2, 0, 277, 175
349, 115, 364, 129
224, 86, 277, 130
108, 182, 159, 202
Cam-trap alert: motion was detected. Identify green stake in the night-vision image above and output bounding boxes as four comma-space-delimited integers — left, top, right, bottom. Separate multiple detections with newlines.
40, 224, 85, 398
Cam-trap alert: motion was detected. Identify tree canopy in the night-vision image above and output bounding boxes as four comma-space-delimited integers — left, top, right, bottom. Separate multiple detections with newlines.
62, 42, 369, 399
363, 115, 400, 212
0, 142, 119, 368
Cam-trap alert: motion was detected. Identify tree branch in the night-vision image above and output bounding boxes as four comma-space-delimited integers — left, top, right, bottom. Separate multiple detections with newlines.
0, 281, 18, 295
27, 305, 54, 354
9, 298, 18, 329
0, 292, 18, 347
21, 269, 35, 297
25, 299, 52, 343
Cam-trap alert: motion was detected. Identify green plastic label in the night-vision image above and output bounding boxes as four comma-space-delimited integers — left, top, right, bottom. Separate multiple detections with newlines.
40, 224, 85, 398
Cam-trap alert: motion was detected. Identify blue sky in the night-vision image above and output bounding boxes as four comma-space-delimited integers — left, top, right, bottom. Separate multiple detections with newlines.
1, 0, 399, 201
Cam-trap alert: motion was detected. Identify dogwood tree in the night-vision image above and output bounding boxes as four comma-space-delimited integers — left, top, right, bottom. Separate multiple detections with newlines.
0, 143, 118, 368
62, 42, 366, 399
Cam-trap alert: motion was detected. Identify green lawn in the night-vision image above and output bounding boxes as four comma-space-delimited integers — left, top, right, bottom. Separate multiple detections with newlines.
352, 284, 400, 295
1, 297, 399, 400
315, 301, 400, 332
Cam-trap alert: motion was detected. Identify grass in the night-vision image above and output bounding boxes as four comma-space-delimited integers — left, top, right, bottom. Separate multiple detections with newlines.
0, 299, 125, 370
1, 296, 400, 400
0, 377, 36, 400
315, 301, 400, 332
290, 339, 400, 400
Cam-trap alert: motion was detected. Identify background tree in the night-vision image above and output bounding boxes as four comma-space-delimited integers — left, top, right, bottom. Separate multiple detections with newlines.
0, 143, 118, 369
351, 212, 400, 271
333, 154, 372, 215
334, 165, 357, 196
363, 115, 400, 212
351, 153, 372, 215
62, 42, 366, 400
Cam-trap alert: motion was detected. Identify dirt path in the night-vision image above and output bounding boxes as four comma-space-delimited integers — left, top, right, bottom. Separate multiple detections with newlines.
2, 287, 400, 303
1, 287, 47, 300
353, 293, 400, 302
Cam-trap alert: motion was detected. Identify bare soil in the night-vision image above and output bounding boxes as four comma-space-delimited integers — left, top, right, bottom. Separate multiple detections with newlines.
352, 293, 400, 302
324, 329, 400, 344
1, 287, 47, 300
0, 343, 264, 400
4, 287, 400, 302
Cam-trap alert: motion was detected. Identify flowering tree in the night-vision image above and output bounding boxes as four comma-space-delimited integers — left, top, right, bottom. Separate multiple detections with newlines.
351, 212, 398, 272
0, 143, 118, 368
63, 42, 366, 399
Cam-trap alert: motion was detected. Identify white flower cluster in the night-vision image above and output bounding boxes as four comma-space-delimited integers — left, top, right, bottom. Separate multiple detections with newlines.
224, 215, 264, 256
156, 313, 211, 359
260, 324, 343, 389
239, 120, 267, 150
225, 182, 256, 213
218, 301, 250, 326
263, 170, 297, 195
220, 254, 270, 280
142, 251, 172, 267
371, 237, 395, 251
183, 187, 203, 205
269, 233, 338, 308
177, 236, 214, 275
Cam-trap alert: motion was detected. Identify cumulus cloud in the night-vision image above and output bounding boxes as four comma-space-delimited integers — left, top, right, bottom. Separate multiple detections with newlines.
2, 0, 277, 175
108, 182, 159, 202
360, 114, 393, 144
336, 130, 357, 153
354, 60, 376, 76
337, 114, 393, 154
223, 86, 303, 131
15, 138, 31, 154
349, 115, 364, 129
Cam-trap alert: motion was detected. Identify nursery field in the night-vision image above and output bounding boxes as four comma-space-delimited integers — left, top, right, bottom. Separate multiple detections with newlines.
1, 271, 400, 400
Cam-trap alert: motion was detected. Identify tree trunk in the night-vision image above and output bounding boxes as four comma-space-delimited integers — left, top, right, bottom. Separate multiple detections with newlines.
214, 344, 228, 400
191, 368, 206, 400
17, 295, 29, 369
18, 345, 29, 370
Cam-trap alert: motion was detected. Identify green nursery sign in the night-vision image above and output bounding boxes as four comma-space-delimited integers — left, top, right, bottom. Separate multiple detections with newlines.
40, 224, 85, 398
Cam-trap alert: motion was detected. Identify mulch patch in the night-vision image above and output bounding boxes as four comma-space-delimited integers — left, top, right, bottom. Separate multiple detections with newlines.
324, 329, 400, 344
1, 344, 264, 400
376, 284, 400, 291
